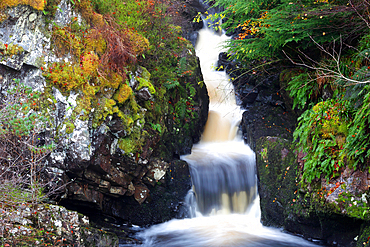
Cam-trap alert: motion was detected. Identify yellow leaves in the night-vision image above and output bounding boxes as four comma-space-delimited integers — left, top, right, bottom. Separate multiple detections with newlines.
82, 52, 99, 75
1, 0, 45, 11
114, 84, 132, 104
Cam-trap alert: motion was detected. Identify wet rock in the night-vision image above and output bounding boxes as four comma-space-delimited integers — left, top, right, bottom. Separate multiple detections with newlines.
238, 84, 259, 106
134, 184, 150, 204
110, 186, 127, 197
217, 52, 231, 71
188, 31, 199, 47
256, 136, 363, 246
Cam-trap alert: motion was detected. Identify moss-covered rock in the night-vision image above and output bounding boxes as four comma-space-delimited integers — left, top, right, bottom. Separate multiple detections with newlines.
256, 136, 364, 246
1, 203, 119, 247
257, 136, 299, 227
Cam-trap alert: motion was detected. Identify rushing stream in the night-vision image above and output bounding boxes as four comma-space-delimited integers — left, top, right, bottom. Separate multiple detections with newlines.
132, 22, 319, 247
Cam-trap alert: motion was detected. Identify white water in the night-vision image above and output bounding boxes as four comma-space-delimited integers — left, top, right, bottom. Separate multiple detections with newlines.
136, 25, 318, 247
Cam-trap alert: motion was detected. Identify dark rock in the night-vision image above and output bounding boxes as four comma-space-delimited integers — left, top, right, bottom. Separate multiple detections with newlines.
188, 31, 199, 47
217, 52, 231, 71
99, 160, 191, 225
192, 21, 203, 31
136, 87, 152, 101
241, 102, 297, 151
256, 136, 363, 247
239, 84, 259, 106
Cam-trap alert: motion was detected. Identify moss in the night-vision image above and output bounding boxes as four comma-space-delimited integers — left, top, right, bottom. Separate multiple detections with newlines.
136, 67, 155, 95
99, 72, 123, 91
85, 29, 107, 56
118, 138, 135, 154
0, 0, 45, 10
312, 101, 348, 139
52, 27, 84, 58
92, 98, 119, 128
65, 122, 75, 134
82, 52, 99, 74
118, 128, 148, 154
335, 191, 370, 221
0, 42, 24, 58
113, 84, 132, 104
256, 137, 304, 226
127, 30, 149, 55
357, 223, 370, 247
75, 0, 105, 28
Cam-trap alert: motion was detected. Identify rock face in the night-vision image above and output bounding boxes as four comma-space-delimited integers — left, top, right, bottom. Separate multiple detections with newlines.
256, 136, 365, 246
0, 2, 207, 227
1, 204, 119, 246
224, 48, 370, 245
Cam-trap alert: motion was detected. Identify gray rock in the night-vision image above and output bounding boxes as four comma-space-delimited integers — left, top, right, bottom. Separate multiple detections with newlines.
0, 5, 48, 70
136, 87, 152, 101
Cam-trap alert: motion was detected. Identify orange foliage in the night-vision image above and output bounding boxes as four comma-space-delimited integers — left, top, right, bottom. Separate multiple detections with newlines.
0, 0, 45, 10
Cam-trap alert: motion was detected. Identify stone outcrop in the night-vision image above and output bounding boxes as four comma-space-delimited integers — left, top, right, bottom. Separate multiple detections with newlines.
0, 0, 208, 229
1, 204, 119, 246
256, 136, 364, 246
222, 43, 370, 245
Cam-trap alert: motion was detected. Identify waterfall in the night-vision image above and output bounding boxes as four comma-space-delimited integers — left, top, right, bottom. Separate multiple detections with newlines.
181, 26, 256, 216
133, 20, 318, 247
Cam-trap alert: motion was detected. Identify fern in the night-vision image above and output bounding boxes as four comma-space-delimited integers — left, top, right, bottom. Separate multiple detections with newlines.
177, 57, 187, 75
175, 98, 187, 118
288, 72, 319, 110
186, 83, 196, 97
164, 79, 180, 90
210, 0, 362, 62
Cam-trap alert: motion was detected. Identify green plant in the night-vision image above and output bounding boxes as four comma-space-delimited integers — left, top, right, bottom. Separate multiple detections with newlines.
294, 98, 349, 183
0, 79, 56, 243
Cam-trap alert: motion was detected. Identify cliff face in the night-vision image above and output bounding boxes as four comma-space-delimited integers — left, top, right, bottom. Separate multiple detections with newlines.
232, 63, 370, 246
0, 0, 208, 226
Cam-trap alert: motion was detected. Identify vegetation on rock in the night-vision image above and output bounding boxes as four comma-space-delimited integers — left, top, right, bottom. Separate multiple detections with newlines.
209, 0, 370, 195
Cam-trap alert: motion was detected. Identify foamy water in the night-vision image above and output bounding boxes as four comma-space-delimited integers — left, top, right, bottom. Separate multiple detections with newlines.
133, 22, 318, 247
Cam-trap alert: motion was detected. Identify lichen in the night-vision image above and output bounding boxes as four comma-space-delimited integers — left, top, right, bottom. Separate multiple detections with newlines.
0, 11, 8, 23
0, 0, 46, 11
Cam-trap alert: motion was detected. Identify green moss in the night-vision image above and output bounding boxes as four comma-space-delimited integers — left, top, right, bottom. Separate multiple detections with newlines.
92, 98, 119, 128
65, 122, 75, 134
0, 42, 24, 58
357, 224, 370, 247
118, 138, 135, 154
336, 191, 370, 221
136, 67, 155, 95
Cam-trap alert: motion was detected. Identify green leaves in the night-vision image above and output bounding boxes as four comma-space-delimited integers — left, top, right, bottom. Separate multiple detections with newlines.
0, 79, 51, 144
294, 99, 349, 184
211, 0, 362, 62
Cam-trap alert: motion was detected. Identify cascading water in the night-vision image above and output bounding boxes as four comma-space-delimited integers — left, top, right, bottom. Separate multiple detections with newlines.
135, 19, 319, 247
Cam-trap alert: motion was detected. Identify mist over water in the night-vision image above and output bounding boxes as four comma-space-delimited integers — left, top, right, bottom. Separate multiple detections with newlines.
135, 23, 318, 247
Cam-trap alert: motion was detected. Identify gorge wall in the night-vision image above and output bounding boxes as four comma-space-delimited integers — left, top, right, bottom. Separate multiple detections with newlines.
0, 0, 208, 229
